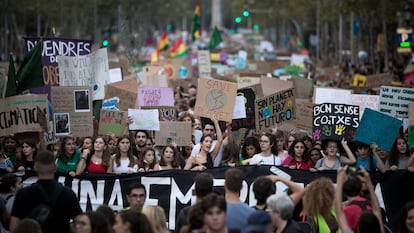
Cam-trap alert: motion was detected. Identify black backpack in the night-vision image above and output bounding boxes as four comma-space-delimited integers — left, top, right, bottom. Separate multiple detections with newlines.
28, 183, 63, 230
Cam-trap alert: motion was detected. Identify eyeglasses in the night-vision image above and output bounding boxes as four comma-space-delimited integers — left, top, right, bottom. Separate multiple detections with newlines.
129, 194, 146, 199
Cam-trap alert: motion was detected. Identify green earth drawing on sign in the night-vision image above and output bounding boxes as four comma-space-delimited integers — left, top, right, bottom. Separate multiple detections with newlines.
205, 89, 226, 111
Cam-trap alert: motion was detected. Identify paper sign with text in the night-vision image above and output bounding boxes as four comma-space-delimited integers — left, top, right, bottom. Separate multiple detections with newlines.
350, 94, 379, 119
295, 99, 313, 131
0, 95, 48, 136
379, 86, 414, 118
58, 47, 110, 100
194, 78, 238, 122
232, 96, 247, 119
98, 110, 128, 136
51, 86, 93, 137
354, 108, 401, 151
312, 103, 359, 141
138, 87, 174, 107
128, 109, 160, 131
314, 87, 352, 105
197, 50, 212, 77
255, 88, 295, 132
154, 121, 192, 146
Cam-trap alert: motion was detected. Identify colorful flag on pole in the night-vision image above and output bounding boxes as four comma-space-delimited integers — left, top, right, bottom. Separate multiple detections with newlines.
209, 26, 222, 50
16, 41, 44, 94
191, 3, 201, 41
168, 38, 188, 58
157, 32, 169, 51
151, 32, 170, 63
5, 54, 17, 97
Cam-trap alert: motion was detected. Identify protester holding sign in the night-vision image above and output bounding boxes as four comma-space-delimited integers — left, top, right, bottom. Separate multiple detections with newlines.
312, 139, 356, 171
184, 117, 223, 171
354, 142, 386, 173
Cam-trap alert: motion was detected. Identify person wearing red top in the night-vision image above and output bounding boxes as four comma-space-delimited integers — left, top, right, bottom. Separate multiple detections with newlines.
282, 138, 312, 170
76, 136, 111, 174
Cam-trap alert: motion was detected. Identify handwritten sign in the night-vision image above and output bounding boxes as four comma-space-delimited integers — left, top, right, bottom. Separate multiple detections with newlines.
25, 37, 93, 86
314, 87, 352, 105
295, 99, 313, 131
194, 78, 238, 122
98, 110, 127, 136
354, 108, 401, 151
51, 86, 93, 137
379, 85, 414, 118
141, 65, 168, 87
141, 106, 177, 122
0, 95, 48, 136
197, 50, 211, 78
128, 109, 160, 131
350, 94, 379, 119
138, 87, 174, 107
154, 122, 192, 146
255, 88, 295, 132
58, 48, 110, 100
312, 103, 359, 141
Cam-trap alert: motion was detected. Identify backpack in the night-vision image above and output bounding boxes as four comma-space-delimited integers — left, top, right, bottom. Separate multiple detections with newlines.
27, 183, 63, 230
348, 199, 394, 233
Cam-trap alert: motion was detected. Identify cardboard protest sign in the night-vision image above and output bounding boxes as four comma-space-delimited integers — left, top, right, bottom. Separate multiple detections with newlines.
197, 50, 211, 78
141, 106, 177, 122
237, 76, 261, 89
255, 88, 295, 132
379, 86, 414, 118
141, 65, 168, 87
26, 38, 93, 101
138, 87, 174, 107
58, 47, 110, 100
104, 78, 138, 111
0, 95, 48, 136
260, 77, 293, 97
51, 86, 93, 137
194, 78, 238, 122
154, 121, 192, 146
295, 99, 313, 131
290, 75, 313, 99
365, 73, 391, 87
128, 109, 160, 131
98, 109, 128, 136
354, 108, 401, 151
350, 94, 379, 119
314, 87, 352, 105
312, 103, 359, 141
158, 58, 192, 79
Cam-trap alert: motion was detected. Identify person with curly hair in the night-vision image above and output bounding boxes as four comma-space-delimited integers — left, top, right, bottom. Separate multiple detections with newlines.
302, 177, 339, 233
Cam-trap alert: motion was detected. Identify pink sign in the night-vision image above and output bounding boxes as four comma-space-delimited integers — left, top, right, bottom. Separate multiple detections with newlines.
138, 87, 174, 107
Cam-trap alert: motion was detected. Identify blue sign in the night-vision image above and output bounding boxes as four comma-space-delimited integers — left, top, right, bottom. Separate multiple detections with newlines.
354, 108, 402, 152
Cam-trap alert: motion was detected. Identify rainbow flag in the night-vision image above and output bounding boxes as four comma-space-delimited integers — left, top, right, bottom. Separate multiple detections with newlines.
168, 38, 188, 58
191, 3, 201, 41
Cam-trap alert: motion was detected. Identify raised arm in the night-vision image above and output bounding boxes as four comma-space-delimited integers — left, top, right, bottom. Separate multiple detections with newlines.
341, 138, 356, 165
335, 166, 352, 233
210, 117, 223, 161
358, 167, 385, 233
371, 143, 386, 173
266, 174, 304, 206
75, 149, 90, 175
